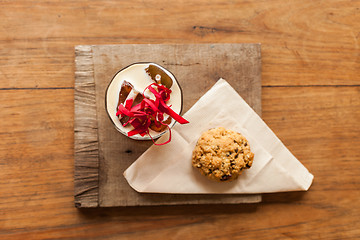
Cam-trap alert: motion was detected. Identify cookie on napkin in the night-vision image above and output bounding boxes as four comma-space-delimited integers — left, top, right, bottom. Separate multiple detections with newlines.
192, 127, 254, 182
123, 79, 314, 194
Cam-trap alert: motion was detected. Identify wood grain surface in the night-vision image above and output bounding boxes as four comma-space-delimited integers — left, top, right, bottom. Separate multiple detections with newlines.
74, 45, 99, 208
0, 0, 359, 239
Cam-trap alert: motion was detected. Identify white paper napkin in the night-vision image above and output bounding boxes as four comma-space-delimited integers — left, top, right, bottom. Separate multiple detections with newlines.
124, 79, 314, 194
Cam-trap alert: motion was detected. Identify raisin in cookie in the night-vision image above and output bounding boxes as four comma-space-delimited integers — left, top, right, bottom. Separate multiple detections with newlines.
192, 127, 254, 182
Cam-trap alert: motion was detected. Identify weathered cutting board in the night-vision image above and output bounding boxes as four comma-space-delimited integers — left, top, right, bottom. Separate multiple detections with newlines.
74, 43, 262, 208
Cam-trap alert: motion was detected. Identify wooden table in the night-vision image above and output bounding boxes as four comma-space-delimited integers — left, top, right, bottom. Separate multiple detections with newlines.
1, 1, 359, 239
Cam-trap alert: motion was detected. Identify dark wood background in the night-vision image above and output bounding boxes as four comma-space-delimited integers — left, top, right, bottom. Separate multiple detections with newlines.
0, 0, 359, 239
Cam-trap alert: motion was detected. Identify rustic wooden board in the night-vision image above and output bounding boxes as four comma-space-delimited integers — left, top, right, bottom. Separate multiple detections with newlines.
74, 46, 99, 208
74, 43, 262, 207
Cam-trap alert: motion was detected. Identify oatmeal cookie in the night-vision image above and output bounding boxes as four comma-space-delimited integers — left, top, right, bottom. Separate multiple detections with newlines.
192, 127, 254, 182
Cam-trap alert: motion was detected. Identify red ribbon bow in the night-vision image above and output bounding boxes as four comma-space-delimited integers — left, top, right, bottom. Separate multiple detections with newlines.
116, 83, 189, 145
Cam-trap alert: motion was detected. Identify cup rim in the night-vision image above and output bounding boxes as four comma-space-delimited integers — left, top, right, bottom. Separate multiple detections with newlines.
105, 62, 184, 140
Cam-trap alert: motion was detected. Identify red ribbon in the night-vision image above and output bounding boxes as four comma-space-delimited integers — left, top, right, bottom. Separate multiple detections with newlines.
116, 83, 188, 145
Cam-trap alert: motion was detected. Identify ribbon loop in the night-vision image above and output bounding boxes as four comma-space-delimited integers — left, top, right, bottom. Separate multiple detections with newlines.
118, 82, 188, 145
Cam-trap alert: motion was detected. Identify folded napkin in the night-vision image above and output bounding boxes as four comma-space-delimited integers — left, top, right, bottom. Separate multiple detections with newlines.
124, 79, 314, 194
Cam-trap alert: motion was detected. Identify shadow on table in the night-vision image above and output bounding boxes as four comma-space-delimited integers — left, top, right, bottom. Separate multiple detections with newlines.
76, 191, 307, 220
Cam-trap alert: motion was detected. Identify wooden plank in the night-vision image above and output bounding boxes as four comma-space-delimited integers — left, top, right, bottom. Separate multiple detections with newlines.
0, 1, 359, 89
74, 43, 263, 207
0, 86, 359, 239
262, 86, 360, 191
74, 45, 99, 207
